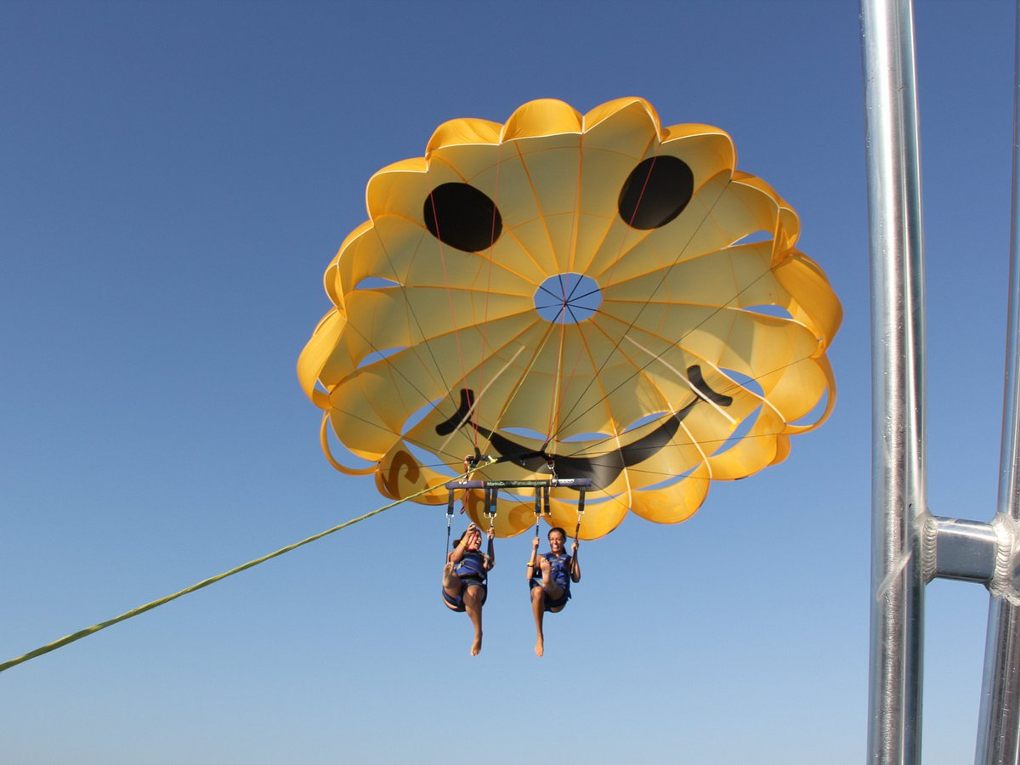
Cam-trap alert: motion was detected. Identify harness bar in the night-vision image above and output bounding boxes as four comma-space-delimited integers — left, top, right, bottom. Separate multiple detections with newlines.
443, 478, 593, 490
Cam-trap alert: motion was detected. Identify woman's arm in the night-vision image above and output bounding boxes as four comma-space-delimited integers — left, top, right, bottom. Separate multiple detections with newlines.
526, 535, 540, 580
570, 540, 581, 582
449, 525, 475, 565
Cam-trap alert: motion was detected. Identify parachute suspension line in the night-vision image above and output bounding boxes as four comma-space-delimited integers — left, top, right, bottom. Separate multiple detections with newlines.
551, 173, 733, 438
544, 314, 569, 450
434, 345, 527, 459
542, 320, 592, 460
459, 315, 561, 468
556, 347, 825, 466
371, 225, 462, 421
329, 314, 477, 456
623, 335, 738, 424
551, 255, 778, 442
536, 262, 830, 486
324, 402, 473, 467
0, 472, 473, 675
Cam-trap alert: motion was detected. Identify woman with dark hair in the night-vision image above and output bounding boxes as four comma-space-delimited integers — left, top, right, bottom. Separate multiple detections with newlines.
442, 522, 494, 656
527, 526, 581, 657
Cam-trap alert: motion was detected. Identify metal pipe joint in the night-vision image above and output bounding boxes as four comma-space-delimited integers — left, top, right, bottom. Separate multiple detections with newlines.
930, 515, 1020, 599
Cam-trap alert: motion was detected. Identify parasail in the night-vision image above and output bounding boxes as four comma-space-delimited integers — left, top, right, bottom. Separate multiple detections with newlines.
297, 97, 841, 539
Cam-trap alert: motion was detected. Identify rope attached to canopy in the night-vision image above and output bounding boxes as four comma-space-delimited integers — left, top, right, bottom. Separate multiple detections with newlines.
0, 472, 473, 675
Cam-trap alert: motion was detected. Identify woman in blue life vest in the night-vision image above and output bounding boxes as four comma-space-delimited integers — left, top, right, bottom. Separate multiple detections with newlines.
527, 526, 581, 657
442, 522, 495, 656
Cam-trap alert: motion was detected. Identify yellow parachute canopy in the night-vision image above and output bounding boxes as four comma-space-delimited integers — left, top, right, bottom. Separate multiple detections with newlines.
298, 97, 841, 539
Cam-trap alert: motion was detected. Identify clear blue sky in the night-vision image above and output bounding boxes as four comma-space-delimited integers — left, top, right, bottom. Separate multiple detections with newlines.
0, 1, 1014, 762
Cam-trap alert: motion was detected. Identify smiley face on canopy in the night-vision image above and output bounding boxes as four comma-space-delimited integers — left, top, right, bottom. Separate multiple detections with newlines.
298, 97, 841, 539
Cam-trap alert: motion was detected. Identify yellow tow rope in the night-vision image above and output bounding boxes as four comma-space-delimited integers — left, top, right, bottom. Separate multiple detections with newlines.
0, 476, 462, 674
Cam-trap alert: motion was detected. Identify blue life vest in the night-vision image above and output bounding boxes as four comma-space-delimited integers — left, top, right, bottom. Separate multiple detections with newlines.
454, 550, 487, 583
533, 552, 572, 596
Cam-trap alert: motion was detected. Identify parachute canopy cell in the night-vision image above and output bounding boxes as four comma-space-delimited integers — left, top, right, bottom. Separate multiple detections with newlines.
297, 97, 841, 540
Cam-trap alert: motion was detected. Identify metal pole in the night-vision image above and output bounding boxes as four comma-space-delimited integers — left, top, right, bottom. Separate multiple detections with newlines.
976, 3, 1020, 761
861, 0, 928, 762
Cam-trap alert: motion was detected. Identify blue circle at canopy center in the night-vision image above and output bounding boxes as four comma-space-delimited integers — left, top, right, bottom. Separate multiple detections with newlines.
534, 273, 602, 324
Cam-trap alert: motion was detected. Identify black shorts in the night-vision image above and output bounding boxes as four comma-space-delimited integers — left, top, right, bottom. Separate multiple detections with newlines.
529, 579, 569, 611
442, 577, 487, 612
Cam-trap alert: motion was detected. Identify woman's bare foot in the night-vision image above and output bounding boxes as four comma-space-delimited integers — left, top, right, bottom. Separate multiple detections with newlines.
538, 557, 552, 587
442, 562, 455, 588
471, 634, 482, 656
534, 636, 544, 657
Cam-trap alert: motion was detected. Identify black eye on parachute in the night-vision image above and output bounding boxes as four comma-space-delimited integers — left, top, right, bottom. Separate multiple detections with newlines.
424, 183, 503, 253
618, 156, 694, 230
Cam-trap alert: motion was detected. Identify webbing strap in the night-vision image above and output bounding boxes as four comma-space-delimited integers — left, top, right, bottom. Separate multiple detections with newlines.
0, 477, 459, 674
445, 489, 456, 559
532, 485, 552, 537
573, 488, 586, 544
483, 486, 497, 536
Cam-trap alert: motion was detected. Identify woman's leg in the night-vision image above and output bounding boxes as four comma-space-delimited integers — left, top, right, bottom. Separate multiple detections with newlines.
463, 584, 484, 656
532, 558, 565, 657
442, 563, 462, 600
537, 556, 565, 603
530, 585, 545, 657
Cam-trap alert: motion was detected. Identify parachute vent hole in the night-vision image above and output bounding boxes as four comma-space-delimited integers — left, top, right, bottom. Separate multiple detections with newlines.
744, 304, 794, 320
618, 155, 694, 230
534, 272, 602, 324
357, 347, 406, 368
355, 276, 401, 290
423, 182, 502, 253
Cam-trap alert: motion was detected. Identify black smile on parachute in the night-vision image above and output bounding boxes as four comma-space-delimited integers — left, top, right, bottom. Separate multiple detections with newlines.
434, 364, 734, 490
297, 97, 842, 540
